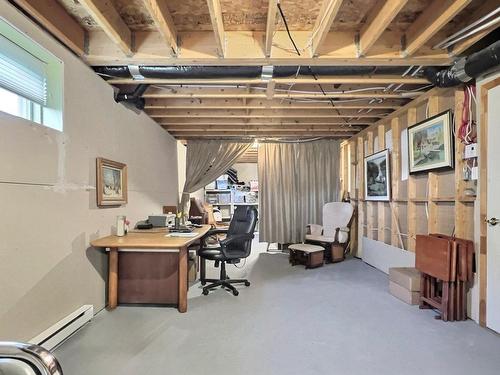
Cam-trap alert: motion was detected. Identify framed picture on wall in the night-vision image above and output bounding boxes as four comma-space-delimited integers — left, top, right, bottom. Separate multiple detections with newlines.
96, 157, 128, 207
408, 110, 454, 174
364, 149, 391, 201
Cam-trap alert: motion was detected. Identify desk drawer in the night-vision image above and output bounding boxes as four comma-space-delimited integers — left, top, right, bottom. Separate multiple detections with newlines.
118, 252, 179, 305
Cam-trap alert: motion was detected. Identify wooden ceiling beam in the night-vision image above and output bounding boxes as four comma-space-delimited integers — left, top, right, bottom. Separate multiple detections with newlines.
310, 0, 344, 57
148, 113, 384, 119
159, 121, 371, 126
142, 91, 420, 99
265, 0, 279, 57
145, 98, 406, 109
169, 132, 353, 138
106, 75, 430, 85
206, 0, 226, 57
142, 0, 178, 55
145, 104, 402, 110
78, 0, 132, 55
164, 127, 361, 132
403, 0, 472, 56
448, 0, 500, 56
84, 30, 452, 66
11, 0, 86, 55
145, 109, 391, 117
358, 0, 408, 56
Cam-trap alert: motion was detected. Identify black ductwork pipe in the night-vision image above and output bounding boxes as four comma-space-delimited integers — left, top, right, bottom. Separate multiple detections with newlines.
94, 65, 413, 80
115, 84, 148, 110
424, 40, 500, 87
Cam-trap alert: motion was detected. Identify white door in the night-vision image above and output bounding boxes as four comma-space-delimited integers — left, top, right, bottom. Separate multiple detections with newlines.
486, 83, 500, 332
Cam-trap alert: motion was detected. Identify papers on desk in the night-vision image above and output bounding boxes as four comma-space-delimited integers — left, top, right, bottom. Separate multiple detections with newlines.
165, 232, 198, 238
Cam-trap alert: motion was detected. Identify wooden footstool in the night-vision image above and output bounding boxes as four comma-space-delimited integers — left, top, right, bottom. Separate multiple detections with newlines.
289, 243, 325, 269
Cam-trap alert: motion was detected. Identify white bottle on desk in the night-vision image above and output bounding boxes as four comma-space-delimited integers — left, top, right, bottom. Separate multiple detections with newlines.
116, 215, 126, 236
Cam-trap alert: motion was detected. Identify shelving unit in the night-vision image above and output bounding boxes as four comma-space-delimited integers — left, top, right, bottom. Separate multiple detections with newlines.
204, 186, 259, 222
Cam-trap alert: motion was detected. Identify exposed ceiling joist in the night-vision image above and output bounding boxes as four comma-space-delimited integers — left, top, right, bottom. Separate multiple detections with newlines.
265, 0, 279, 57
144, 98, 406, 109
206, 0, 226, 57
78, 0, 132, 55
84, 30, 452, 66
164, 127, 361, 132
404, 0, 472, 56
145, 104, 402, 110
448, 1, 500, 55
310, 0, 344, 57
142, 0, 178, 55
11, 0, 86, 56
106, 75, 429, 85
158, 120, 374, 128
145, 109, 390, 117
149, 114, 383, 119
358, 0, 408, 56
142, 91, 420, 99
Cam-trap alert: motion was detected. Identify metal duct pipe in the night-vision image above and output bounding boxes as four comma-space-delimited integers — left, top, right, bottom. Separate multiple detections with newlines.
115, 84, 149, 110
94, 65, 414, 80
424, 40, 500, 87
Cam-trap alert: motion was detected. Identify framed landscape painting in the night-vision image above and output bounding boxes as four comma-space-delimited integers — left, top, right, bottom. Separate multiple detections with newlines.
408, 110, 454, 174
364, 149, 391, 201
96, 157, 128, 207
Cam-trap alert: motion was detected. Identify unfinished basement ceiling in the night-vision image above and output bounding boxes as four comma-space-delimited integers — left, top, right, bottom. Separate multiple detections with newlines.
12, 0, 500, 140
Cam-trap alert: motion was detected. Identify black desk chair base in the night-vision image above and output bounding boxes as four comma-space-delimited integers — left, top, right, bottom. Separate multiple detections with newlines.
201, 261, 250, 296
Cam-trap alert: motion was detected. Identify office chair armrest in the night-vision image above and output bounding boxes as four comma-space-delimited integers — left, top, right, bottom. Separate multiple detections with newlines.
219, 233, 254, 257
202, 228, 228, 238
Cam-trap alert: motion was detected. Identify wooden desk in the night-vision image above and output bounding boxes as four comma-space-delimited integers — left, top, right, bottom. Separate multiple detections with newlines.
91, 225, 210, 313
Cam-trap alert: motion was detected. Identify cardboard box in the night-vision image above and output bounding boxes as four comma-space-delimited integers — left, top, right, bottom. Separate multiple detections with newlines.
389, 267, 421, 291
389, 281, 420, 305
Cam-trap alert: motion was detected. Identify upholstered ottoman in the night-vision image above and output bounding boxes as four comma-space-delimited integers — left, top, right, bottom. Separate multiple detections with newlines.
288, 243, 325, 268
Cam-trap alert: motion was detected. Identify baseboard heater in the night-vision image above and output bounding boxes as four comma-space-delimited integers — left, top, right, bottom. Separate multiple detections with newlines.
29, 305, 93, 351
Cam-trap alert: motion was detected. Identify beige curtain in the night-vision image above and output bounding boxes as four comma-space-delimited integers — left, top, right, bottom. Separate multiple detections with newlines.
258, 140, 340, 244
180, 140, 251, 215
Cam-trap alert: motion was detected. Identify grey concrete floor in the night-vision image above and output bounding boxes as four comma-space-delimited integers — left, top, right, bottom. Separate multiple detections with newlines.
56, 243, 500, 375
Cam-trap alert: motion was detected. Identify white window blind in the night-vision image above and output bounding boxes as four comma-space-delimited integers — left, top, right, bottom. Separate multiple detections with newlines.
0, 34, 47, 106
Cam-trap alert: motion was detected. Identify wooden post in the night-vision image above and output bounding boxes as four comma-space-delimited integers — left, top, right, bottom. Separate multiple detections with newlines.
391, 117, 402, 247
454, 90, 468, 238
108, 248, 118, 309
407, 108, 417, 251
377, 124, 386, 243
427, 95, 441, 233
357, 136, 365, 256
366, 131, 375, 240
348, 140, 358, 254
178, 246, 188, 313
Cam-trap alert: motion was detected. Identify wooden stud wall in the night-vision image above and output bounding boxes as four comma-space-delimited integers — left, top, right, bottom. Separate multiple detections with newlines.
344, 87, 476, 254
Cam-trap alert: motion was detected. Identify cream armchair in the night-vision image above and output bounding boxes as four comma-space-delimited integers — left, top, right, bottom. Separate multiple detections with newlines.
305, 202, 354, 262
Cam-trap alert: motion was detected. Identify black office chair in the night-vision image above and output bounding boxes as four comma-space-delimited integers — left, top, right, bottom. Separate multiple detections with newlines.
198, 206, 258, 296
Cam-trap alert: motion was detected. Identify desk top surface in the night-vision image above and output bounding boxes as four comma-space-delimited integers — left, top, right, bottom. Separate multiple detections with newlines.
90, 225, 211, 249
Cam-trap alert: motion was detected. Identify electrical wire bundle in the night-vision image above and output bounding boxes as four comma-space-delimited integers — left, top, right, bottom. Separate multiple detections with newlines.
458, 85, 477, 145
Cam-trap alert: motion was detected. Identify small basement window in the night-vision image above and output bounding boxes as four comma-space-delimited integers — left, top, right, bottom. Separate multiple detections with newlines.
0, 18, 63, 131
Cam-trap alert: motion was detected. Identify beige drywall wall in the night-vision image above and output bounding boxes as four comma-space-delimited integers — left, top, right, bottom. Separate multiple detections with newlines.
0, 1, 179, 341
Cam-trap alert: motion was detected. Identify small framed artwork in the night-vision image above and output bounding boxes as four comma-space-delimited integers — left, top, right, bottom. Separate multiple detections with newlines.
408, 110, 454, 174
364, 149, 391, 201
96, 157, 128, 207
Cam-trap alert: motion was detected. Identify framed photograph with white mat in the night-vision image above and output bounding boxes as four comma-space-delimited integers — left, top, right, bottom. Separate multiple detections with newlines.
364, 149, 391, 201
96, 157, 128, 206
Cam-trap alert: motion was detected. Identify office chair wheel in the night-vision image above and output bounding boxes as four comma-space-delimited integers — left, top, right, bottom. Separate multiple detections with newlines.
201, 281, 206, 286
202, 289, 209, 295
244, 281, 250, 286
232, 290, 239, 296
